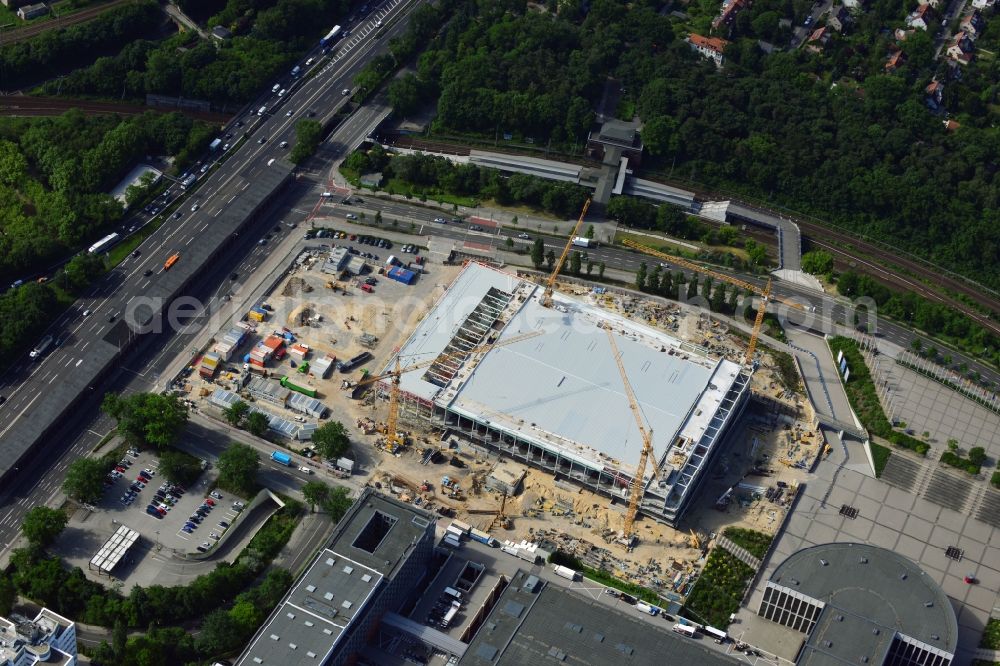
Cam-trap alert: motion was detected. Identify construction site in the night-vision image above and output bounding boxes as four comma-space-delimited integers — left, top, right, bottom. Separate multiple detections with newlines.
176, 205, 825, 607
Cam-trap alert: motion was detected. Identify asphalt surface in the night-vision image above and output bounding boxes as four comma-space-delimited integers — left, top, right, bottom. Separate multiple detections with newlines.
314, 198, 1000, 393
0, 0, 420, 559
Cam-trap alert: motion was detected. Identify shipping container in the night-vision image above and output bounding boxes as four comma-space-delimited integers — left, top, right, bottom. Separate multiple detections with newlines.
469, 528, 492, 545
443, 587, 463, 601
440, 602, 459, 628
636, 602, 659, 616
552, 565, 578, 581
446, 525, 465, 540
280, 375, 317, 398
443, 535, 461, 549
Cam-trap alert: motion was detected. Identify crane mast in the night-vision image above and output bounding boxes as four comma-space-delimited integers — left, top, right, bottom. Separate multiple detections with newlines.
542, 199, 592, 307
603, 325, 658, 548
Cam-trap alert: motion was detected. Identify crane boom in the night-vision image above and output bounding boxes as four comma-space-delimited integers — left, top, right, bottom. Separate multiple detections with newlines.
621, 238, 799, 367
542, 199, 592, 307
603, 325, 658, 546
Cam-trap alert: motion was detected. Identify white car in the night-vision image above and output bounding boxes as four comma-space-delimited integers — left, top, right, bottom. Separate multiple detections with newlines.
299, 466, 313, 474
517, 233, 530, 239
279, 141, 288, 148
190, 203, 199, 212
342, 88, 351, 96
346, 213, 358, 220
277, 88, 287, 97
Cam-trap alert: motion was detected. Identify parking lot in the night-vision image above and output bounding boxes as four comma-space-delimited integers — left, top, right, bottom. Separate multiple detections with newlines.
98, 449, 245, 555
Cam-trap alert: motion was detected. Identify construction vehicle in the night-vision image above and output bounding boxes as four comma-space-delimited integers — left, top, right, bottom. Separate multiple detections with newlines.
542, 199, 592, 308
620, 239, 803, 365
363, 330, 544, 452
603, 324, 659, 549
688, 529, 701, 550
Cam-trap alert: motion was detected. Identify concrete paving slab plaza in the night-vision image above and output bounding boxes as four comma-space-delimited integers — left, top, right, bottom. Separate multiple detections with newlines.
881, 358, 1000, 465
738, 456, 1000, 664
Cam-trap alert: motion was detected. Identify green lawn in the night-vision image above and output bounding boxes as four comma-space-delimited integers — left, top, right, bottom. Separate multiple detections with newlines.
870, 442, 891, 477
684, 547, 754, 628
722, 527, 773, 559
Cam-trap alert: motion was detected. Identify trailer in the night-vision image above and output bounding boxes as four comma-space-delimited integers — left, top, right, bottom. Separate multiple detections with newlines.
552, 565, 579, 581
270, 451, 292, 466
672, 624, 696, 637
443, 587, 463, 601
280, 375, 317, 398
571, 236, 594, 248
636, 601, 659, 616
703, 626, 728, 643
469, 528, 498, 547
440, 602, 460, 628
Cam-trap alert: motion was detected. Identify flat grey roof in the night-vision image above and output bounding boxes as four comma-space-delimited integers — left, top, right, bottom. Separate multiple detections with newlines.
392, 263, 740, 473
461, 570, 740, 666
237, 490, 435, 666
770, 543, 958, 664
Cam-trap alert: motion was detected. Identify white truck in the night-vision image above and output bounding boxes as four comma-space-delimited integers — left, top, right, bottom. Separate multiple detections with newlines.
552, 565, 579, 581
29, 335, 53, 360
571, 236, 594, 248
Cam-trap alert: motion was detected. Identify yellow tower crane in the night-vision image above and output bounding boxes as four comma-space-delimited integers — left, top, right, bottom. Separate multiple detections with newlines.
620, 238, 803, 365
542, 199, 592, 308
602, 324, 659, 549
366, 330, 544, 451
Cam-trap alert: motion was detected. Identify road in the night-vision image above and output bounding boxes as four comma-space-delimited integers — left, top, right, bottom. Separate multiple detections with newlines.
311, 197, 1000, 393
0, 0, 419, 560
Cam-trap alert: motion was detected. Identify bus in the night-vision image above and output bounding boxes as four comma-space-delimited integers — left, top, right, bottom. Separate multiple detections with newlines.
88, 233, 120, 255
320, 25, 341, 46
164, 253, 180, 271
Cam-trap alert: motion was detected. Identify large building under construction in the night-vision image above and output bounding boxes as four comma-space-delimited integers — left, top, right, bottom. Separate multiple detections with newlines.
385, 263, 752, 526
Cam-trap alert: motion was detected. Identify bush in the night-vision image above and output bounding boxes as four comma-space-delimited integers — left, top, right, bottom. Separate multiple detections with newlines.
827, 337, 928, 456
721, 528, 773, 560
992, 472, 1000, 489
940, 450, 981, 476
870, 443, 891, 477
684, 548, 754, 628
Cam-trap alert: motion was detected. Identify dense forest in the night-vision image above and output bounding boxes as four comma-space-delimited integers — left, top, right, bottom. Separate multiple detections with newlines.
403, 0, 1000, 289
0, 111, 213, 279
44, 0, 354, 106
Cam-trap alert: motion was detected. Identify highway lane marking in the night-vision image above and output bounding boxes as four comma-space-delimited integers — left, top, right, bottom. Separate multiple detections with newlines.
185, 237, 194, 246
76, 359, 83, 367
213, 209, 222, 218
79, 341, 89, 351
48, 375, 57, 384
64, 357, 73, 367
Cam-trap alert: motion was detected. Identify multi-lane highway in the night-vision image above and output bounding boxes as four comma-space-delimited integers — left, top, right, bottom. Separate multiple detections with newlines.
0, 0, 422, 556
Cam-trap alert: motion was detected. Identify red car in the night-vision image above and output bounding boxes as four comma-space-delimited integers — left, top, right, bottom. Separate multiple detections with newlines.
156, 507, 166, 516
115, 466, 126, 473
136, 476, 147, 484
205, 498, 216, 506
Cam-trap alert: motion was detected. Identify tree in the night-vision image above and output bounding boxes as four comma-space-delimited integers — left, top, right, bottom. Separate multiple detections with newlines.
545, 250, 556, 271
301, 481, 330, 512
584, 224, 595, 239
158, 449, 202, 486
196, 609, 244, 655
531, 238, 544, 268
636, 262, 647, 291
586, 260, 594, 276
102, 392, 187, 451
312, 421, 351, 460
598, 262, 605, 279
21, 506, 67, 548
570, 251, 582, 276
701, 276, 713, 299
0, 576, 15, 617
321, 486, 354, 522
387, 73, 423, 116
710, 283, 727, 312
686, 276, 698, 300
289, 119, 324, 164
246, 411, 269, 438
224, 399, 250, 426
505, 237, 514, 250
968, 446, 986, 466
217, 443, 260, 494
801, 250, 834, 275
63, 457, 109, 504
112, 618, 127, 659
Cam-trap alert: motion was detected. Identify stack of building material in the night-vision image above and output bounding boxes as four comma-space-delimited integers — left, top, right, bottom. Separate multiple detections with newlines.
288, 343, 310, 363
248, 306, 268, 322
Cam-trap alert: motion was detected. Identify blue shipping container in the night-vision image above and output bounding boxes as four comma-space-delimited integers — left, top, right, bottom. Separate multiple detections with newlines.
387, 267, 416, 285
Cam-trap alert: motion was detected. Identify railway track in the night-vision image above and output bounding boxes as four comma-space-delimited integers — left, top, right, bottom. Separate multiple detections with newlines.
0, 95, 231, 124
0, 0, 135, 48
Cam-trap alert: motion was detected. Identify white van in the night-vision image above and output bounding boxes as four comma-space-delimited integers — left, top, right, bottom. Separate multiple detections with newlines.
272, 84, 281, 93
258, 106, 267, 116
277, 88, 287, 97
